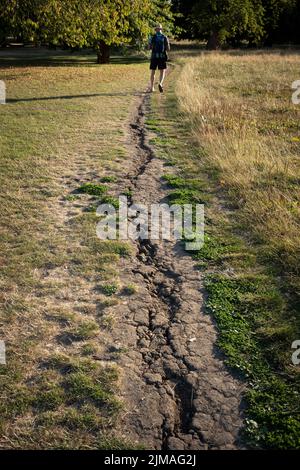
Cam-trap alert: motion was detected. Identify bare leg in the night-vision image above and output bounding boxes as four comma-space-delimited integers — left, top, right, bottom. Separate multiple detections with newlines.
159, 69, 166, 86
149, 70, 156, 92
158, 69, 166, 93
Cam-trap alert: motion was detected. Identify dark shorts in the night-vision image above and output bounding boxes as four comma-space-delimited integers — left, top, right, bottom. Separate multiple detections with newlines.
150, 58, 167, 70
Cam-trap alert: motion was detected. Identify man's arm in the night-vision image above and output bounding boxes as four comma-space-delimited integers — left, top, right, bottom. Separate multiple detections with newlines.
165, 36, 170, 52
148, 36, 153, 51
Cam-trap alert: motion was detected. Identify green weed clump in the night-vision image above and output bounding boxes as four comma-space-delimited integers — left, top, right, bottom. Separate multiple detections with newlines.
67, 320, 99, 342
64, 372, 119, 410
162, 174, 186, 188
101, 283, 118, 297
78, 183, 108, 196
99, 196, 120, 209
100, 176, 118, 183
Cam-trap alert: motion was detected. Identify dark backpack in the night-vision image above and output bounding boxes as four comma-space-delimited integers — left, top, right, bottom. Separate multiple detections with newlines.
152, 33, 167, 59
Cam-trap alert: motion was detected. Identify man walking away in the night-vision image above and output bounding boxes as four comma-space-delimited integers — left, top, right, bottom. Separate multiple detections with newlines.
148, 24, 170, 93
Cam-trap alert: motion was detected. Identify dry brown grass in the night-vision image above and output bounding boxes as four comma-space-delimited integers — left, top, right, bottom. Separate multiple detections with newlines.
148, 51, 300, 448
0, 51, 148, 449
177, 52, 300, 290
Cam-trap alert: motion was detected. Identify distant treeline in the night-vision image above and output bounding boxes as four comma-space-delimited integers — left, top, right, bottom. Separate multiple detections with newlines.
1, 1, 299, 54
172, 0, 300, 49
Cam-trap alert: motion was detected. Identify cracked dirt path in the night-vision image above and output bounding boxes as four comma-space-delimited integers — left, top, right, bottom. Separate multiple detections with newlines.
109, 93, 245, 450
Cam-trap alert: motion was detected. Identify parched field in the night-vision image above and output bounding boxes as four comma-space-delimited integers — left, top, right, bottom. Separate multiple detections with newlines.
177, 51, 300, 292
0, 50, 149, 449
168, 51, 300, 448
0, 47, 300, 450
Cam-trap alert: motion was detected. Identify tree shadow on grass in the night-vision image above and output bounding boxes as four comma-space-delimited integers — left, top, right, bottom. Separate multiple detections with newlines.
7, 91, 147, 103
0, 48, 149, 68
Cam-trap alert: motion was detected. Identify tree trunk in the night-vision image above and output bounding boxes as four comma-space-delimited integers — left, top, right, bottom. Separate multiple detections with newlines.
97, 40, 110, 64
207, 31, 221, 50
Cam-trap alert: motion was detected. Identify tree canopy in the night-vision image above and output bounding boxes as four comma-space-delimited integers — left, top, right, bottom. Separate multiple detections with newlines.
0, 0, 174, 62
1, 0, 300, 55
172, 0, 300, 48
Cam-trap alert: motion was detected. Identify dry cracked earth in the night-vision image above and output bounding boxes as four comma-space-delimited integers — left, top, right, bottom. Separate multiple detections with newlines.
33, 91, 245, 451
110, 94, 245, 450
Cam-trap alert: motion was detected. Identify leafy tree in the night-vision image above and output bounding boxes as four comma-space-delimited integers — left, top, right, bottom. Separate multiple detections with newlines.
0, 0, 174, 63
171, 0, 198, 39
261, 0, 297, 45
0, 0, 42, 43
0, 11, 10, 45
172, 0, 300, 48
36, 0, 133, 61
190, 0, 265, 49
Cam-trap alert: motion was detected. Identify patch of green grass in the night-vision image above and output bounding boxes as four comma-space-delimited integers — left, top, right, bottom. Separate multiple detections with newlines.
67, 320, 99, 342
163, 174, 206, 192
99, 195, 120, 209
47, 310, 75, 325
78, 183, 108, 196
0, 385, 33, 417
145, 119, 164, 134
37, 405, 102, 431
85, 204, 99, 213
95, 241, 131, 258
64, 370, 121, 413
101, 283, 118, 297
87, 195, 120, 212
193, 233, 246, 265
58, 406, 102, 430
108, 242, 131, 257
100, 176, 118, 183
45, 354, 97, 375
205, 274, 300, 449
245, 379, 300, 449
33, 387, 65, 411
40, 355, 121, 416
168, 188, 206, 206
162, 174, 186, 188
164, 160, 176, 167
122, 189, 133, 198
193, 234, 228, 263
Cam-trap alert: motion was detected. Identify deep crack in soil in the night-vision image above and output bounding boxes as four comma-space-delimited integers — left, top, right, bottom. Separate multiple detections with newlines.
111, 93, 246, 450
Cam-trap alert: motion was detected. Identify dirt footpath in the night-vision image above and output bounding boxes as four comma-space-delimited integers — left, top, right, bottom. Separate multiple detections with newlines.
108, 93, 245, 450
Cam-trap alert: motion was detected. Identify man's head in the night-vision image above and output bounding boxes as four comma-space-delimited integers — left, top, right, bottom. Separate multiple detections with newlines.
155, 24, 163, 33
